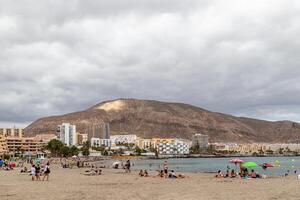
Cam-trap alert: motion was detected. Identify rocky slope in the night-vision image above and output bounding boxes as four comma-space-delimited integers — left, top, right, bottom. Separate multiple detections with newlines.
24, 99, 300, 143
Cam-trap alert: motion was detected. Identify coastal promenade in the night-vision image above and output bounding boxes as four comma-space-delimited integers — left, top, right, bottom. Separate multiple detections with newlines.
1, 167, 300, 200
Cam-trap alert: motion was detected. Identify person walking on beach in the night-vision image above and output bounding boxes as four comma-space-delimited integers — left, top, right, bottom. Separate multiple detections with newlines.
31, 164, 36, 181
43, 162, 50, 181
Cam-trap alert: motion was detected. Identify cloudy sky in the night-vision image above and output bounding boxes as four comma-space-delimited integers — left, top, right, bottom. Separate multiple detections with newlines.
1, 0, 300, 127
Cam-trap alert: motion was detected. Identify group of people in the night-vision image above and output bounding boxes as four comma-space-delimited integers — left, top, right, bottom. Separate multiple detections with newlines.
138, 161, 185, 179
0, 159, 16, 170
216, 167, 261, 179
84, 166, 102, 176
30, 162, 51, 181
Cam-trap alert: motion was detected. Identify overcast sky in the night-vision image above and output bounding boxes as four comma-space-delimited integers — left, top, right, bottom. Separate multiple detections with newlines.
1, 0, 300, 127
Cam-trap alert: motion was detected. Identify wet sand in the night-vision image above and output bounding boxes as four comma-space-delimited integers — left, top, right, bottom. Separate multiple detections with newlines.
1, 167, 300, 200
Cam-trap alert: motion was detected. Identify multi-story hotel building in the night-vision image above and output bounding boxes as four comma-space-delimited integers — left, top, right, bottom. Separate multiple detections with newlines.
90, 137, 112, 147
0, 134, 8, 154
0, 128, 42, 154
110, 134, 138, 145
157, 138, 190, 155
6, 137, 42, 153
57, 123, 77, 146
0, 128, 24, 138
135, 139, 152, 149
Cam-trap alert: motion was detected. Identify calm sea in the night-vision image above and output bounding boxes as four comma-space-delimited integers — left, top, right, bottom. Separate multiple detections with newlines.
130, 157, 300, 175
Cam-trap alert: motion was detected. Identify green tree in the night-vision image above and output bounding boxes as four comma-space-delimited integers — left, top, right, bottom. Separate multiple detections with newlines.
81, 141, 90, 156
46, 139, 64, 157
149, 147, 158, 157
70, 145, 79, 156
60, 146, 71, 157
278, 148, 284, 154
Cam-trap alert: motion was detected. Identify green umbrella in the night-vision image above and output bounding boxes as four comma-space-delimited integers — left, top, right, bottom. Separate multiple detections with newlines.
242, 161, 258, 168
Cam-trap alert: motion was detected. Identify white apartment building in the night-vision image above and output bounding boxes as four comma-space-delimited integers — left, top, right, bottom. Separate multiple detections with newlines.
158, 139, 190, 155
110, 134, 138, 145
91, 138, 112, 147
57, 123, 77, 146
135, 139, 152, 149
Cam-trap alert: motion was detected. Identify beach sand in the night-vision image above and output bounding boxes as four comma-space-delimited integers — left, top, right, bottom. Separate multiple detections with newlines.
1, 167, 300, 200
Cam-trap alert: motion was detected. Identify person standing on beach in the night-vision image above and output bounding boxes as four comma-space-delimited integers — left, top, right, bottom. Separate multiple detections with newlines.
35, 164, 41, 181
163, 161, 168, 178
43, 162, 50, 181
31, 165, 36, 181
125, 160, 131, 173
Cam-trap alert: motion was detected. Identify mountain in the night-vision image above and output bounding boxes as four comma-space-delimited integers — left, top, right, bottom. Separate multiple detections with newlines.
24, 98, 300, 143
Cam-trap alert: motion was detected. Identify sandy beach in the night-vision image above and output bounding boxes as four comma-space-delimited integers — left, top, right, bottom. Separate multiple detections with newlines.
1, 166, 300, 200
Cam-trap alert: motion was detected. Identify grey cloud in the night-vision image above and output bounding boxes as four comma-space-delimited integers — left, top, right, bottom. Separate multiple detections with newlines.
0, 0, 300, 127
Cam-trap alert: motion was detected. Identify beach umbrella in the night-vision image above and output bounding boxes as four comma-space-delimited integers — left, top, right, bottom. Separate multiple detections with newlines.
229, 158, 244, 164
242, 161, 258, 168
260, 163, 274, 171
261, 163, 274, 168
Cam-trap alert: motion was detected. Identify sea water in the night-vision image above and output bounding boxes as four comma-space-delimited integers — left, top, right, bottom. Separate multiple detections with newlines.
130, 156, 300, 175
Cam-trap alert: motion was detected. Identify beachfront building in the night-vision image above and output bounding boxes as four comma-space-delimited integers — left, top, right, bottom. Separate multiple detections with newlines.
110, 134, 138, 145
192, 133, 209, 148
57, 123, 77, 146
5, 136, 42, 154
77, 133, 88, 145
90, 137, 112, 147
267, 143, 300, 152
135, 138, 153, 149
157, 139, 190, 155
0, 127, 24, 138
0, 134, 8, 154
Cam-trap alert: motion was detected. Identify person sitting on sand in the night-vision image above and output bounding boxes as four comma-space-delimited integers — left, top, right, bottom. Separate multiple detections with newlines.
144, 170, 149, 177
169, 170, 177, 178
230, 169, 237, 178
20, 166, 28, 173
250, 169, 257, 178
139, 170, 144, 177
225, 170, 229, 178
156, 170, 164, 178
216, 170, 224, 178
